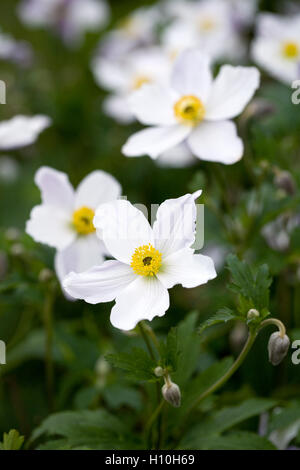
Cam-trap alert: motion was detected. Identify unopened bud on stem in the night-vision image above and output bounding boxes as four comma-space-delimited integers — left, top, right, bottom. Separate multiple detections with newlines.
162, 377, 181, 408
268, 331, 290, 366
154, 366, 164, 377
247, 309, 260, 320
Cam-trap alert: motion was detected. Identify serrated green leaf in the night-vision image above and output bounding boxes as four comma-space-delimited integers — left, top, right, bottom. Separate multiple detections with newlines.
0, 430, 24, 450
105, 348, 156, 381
198, 309, 237, 334
30, 409, 138, 450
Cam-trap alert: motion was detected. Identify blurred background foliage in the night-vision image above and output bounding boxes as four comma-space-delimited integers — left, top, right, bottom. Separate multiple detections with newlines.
0, 0, 300, 450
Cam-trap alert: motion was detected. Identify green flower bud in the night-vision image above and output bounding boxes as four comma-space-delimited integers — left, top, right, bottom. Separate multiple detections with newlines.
268, 332, 290, 366
162, 380, 181, 408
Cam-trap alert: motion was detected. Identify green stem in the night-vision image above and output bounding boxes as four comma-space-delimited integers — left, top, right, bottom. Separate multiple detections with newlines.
43, 290, 54, 411
186, 330, 257, 417
138, 321, 163, 449
259, 318, 286, 338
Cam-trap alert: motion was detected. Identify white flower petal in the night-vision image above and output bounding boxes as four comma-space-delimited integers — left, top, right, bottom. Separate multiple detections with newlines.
35, 166, 74, 211
55, 233, 106, 283
122, 125, 191, 159
94, 199, 154, 264
63, 260, 135, 304
171, 49, 212, 102
26, 205, 75, 250
157, 248, 217, 289
153, 191, 202, 257
205, 66, 260, 120
157, 143, 196, 168
0, 115, 51, 150
188, 120, 243, 164
103, 95, 135, 124
74, 170, 122, 209
110, 276, 169, 331
128, 84, 177, 126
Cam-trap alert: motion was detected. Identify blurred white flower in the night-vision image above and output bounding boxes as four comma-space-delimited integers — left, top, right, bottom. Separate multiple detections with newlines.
0, 29, 33, 66
0, 115, 51, 150
26, 166, 122, 291
99, 5, 161, 60
163, 0, 245, 62
92, 47, 172, 124
251, 13, 300, 84
63, 191, 216, 330
122, 49, 260, 165
18, 0, 110, 46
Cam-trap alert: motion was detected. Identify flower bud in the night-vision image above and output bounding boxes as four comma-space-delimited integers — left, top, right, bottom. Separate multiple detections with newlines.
38, 268, 54, 283
247, 309, 260, 320
162, 380, 181, 408
268, 332, 290, 366
274, 170, 296, 196
154, 366, 164, 377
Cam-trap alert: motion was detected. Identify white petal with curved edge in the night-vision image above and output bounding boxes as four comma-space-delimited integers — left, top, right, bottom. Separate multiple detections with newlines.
153, 191, 202, 257
128, 84, 177, 126
0, 115, 51, 150
26, 205, 75, 250
171, 49, 212, 102
110, 276, 170, 331
55, 233, 106, 284
157, 248, 217, 289
122, 125, 191, 159
74, 170, 122, 210
205, 66, 260, 121
94, 199, 154, 264
188, 120, 243, 164
63, 260, 136, 304
35, 166, 74, 211
103, 95, 135, 124
157, 143, 196, 168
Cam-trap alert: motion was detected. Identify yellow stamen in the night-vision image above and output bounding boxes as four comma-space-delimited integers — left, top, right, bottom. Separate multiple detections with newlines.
174, 95, 206, 125
131, 243, 162, 277
199, 18, 216, 31
132, 75, 151, 90
72, 207, 95, 235
282, 41, 299, 59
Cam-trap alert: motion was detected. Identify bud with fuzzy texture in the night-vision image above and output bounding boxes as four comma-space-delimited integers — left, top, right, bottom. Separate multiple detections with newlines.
162, 380, 181, 408
154, 366, 164, 377
247, 309, 260, 320
268, 332, 290, 366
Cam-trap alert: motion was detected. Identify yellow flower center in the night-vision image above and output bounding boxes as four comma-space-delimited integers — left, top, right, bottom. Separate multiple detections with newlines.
174, 95, 206, 125
132, 75, 151, 90
199, 17, 216, 31
282, 41, 299, 59
72, 207, 95, 235
130, 243, 162, 277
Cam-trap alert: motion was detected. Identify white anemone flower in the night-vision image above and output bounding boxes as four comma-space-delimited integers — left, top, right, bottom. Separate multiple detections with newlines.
251, 13, 300, 85
163, 0, 243, 62
122, 49, 260, 165
0, 115, 51, 150
26, 166, 122, 289
92, 47, 172, 124
99, 6, 161, 60
63, 191, 216, 330
18, 0, 109, 46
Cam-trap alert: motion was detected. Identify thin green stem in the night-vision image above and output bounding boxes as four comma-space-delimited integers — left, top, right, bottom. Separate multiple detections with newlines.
186, 330, 257, 417
138, 322, 156, 360
43, 289, 54, 411
259, 318, 286, 338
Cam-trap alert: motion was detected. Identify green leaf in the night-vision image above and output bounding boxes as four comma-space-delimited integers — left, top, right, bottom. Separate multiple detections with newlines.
172, 311, 200, 387
159, 327, 179, 372
181, 431, 276, 450
182, 398, 277, 448
226, 254, 272, 315
30, 409, 138, 450
0, 430, 24, 450
269, 402, 300, 433
105, 347, 156, 381
198, 308, 238, 334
